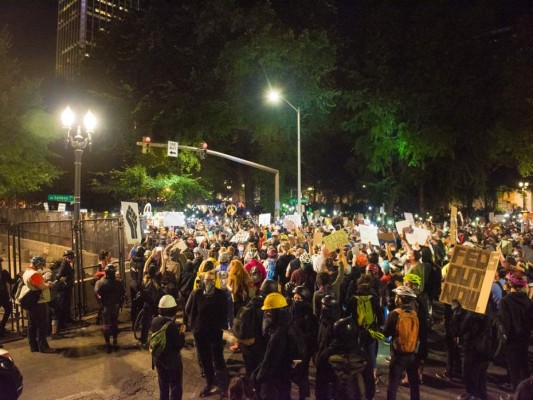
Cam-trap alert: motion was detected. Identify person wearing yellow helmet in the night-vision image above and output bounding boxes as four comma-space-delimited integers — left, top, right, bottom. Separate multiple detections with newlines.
404, 273, 422, 290
253, 292, 291, 399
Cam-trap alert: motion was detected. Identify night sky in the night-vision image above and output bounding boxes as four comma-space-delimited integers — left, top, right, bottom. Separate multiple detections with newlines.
0, 0, 57, 78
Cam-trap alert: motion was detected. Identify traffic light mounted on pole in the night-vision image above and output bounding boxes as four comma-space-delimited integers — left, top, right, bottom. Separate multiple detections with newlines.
135, 139, 281, 220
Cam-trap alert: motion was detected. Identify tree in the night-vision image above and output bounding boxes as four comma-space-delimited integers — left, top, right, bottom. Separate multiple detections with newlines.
0, 29, 60, 200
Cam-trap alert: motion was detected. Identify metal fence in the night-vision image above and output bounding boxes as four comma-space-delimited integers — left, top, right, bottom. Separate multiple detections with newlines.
0, 209, 127, 339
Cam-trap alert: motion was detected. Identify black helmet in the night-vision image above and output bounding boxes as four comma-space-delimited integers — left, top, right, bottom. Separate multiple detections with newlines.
259, 279, 278, 297
284, 281, 296, 295
333, 317, 356, 340
105, 264, 116, 279
321, 295, 339, 308
63, 249, 75, 259
292, 285, 311, 301
31, 256, 46, 267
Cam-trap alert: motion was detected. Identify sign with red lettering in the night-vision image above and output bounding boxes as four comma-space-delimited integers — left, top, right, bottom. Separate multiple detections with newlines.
439, 245, 500, 313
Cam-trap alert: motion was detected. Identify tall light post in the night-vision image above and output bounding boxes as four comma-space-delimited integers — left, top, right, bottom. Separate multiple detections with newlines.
267, 89, 302, 215
519, 181, 529, 211
61, 106, 96, 318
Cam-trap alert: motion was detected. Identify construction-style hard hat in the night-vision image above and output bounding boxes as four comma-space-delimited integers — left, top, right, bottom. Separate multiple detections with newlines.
261, 292, 288, 311
159, 295, 178, 309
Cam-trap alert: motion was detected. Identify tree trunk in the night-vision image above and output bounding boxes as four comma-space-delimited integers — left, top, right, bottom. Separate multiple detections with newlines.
418, 184, 425, 215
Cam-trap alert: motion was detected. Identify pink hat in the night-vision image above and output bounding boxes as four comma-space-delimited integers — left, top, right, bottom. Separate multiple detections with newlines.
506, 272, 527, 288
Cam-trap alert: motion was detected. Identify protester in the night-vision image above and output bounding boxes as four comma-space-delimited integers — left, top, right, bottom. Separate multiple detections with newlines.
186, 270, 229, 397
20, 256, 56, 353
0, 257, 15, 336
151, 294, 186, 400
96, 265, 126, 353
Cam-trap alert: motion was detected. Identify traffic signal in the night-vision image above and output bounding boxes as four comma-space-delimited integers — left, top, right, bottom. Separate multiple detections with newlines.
142, 136, 151, 153
199, 141, 207, 159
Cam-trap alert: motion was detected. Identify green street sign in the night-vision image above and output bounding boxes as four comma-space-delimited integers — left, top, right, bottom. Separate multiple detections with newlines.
289, 198, 308, 205
47, 194, 74, 202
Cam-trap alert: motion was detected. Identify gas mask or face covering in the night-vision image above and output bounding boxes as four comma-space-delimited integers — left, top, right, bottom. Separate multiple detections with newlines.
262, 313, 274, 337
204, 281, 215, 294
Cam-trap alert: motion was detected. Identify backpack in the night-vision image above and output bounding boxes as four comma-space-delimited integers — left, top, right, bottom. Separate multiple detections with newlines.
472, 315, 494, 358
232, 301, 257, 345
250, 266, 262, 284
354, 295, 375, 330
265, 259, 276, 280
142, 280, 162, 306
328, 351, 368, 399
149, 321, 171, 359
495, 281, 507, 298
15, 278, 42, 310
392, 308, 419, 353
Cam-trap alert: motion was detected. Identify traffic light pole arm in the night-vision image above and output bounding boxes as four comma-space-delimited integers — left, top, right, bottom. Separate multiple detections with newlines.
136, 142, 280, 220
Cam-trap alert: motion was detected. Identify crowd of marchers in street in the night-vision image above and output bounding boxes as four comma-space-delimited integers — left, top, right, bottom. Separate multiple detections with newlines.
2, 213, 532, 400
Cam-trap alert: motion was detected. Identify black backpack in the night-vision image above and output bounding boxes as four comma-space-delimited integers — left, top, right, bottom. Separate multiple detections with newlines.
232, 301, 257, 345
327, 350, 368, 400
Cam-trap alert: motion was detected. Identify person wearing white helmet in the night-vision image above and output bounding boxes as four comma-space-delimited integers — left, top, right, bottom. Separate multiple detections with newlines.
382, 285, 420, 400
151, 294, 185, 400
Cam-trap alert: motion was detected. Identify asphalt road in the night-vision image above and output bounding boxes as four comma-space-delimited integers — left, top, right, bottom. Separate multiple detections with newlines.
1, 309, 527, 400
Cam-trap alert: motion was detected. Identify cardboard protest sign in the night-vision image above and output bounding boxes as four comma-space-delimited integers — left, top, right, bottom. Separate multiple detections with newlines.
377, 232, 396, 243
284, 214, 301, 230
404, 212, 415, 226
359, 225, 380, 246
176, 239, 188, 252
500, 240, 512, 255
162, 211, 186, 227
440, 245, 500, 313
450, 205, 458, 245
313, 231, 323, 248
230, 230, 251, 243
395, 220, 411, 234
322, 230, 350, 252
258, 213, 271, 226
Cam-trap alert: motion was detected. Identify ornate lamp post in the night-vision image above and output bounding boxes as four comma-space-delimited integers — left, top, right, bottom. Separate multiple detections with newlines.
61, 106, 96, 318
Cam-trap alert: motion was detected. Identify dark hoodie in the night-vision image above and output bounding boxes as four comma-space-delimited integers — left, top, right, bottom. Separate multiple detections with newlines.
498, 291, 533, 342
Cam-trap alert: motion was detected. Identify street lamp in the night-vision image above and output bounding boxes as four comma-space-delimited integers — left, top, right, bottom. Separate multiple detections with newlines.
519, 181, 529, 211
61, 105, 96, 319
267, 89, 302, 215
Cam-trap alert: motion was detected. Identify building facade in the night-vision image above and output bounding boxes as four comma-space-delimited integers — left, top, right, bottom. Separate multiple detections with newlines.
56, 0, 139, 79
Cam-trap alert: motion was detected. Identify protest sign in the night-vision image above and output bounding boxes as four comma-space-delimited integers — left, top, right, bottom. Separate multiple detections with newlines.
440, 245, 500, 313
359, 225, 380, 246
377, 232, 396, 243
322, 230, 349, 252
313, 231, 323, 248
258, 213, 271, 226
162, 212, 186, 227
450, 205, 458, 245
230, 230, 251, 243
284, 214, 301, 229
121, 202, 141, 245
395, 220, 411, 234
500, 240, 512, 255
404, 212, 415, 226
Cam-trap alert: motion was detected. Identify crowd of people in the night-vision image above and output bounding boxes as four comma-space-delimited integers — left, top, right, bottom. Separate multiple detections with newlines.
1, 213, 532, 400
123, 214, 533, 400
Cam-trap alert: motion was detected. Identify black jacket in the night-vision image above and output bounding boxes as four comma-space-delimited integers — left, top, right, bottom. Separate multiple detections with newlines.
315, 339, 375, 400
151, 316, 185, 369
185, 287, 228, 333
254, 322, 292, 384
97, 278, 125, 306
498, 291, 533, 342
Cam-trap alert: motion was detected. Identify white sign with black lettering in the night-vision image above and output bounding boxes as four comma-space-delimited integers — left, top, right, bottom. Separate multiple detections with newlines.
167, 141, 178, 157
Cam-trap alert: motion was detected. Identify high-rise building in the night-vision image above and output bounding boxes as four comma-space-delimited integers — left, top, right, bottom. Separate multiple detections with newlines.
56, 0, 140, 79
